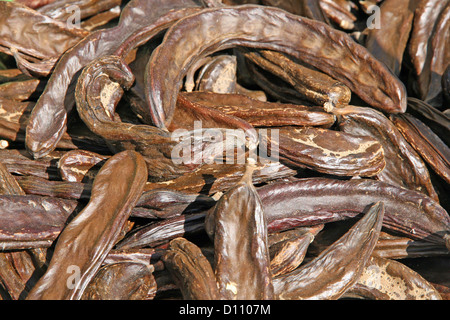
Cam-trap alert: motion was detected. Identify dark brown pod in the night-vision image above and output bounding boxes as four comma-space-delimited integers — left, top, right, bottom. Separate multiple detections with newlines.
243, 49, 352, 108
390, 113, 450, 184
0, 195, 79, 250
115, 213, 206, 250
82, 262, 156, 300
58, 150, 109, 183
273, 201, 385, 300
406, 97, 450, 147
333, 105, 439, 201
364, 0, 416, 76
209, 164, 274, 300
179, 91, 336, 128
408, 0, 448, 97
146, 5, 407, 129
257, 178, 450, 249
262, 126, 385, 177
26, 150, 148, 300
344, 256, 442, 300
162, 237, 219, 300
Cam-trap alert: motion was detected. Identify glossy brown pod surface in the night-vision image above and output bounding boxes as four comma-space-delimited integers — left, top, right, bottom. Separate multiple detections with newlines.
345, 256, 442, 300
26, 150, 147, 300
257, 178, 450, 249
273, 201, 385, 300
334, 105, 439, 201
146, 5, 406, 129
208, 165, 274, 300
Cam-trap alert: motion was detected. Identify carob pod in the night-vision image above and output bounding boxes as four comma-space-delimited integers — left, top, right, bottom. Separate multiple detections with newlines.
179, 91, 336, 128
408, 0, 448, 93
82, 262, 157, 300
58, 149, 109, 183
146, 5, 407, 129
162, 237, 219, 300
25, 0, 204, 159
273, 201, 385, 300
364, 0, 417, 76
411, 2, 450, 107
406, 97, 450, 147
344, 256, 442, 300
26, 150, 147, 300
115, 213, 206, 250
206, 163, 274, 300
257, 178, 450, 249
262, 126, 385, 177
372, 232, 450, 260
242, 49, 352, 110
0, 195, 79, 250
74, 55, 191, 181
333, 105, 439, 201
390, 113, 450, 185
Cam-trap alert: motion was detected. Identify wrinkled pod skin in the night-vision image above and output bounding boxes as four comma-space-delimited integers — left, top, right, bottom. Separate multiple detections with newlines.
146, 5, 407, 129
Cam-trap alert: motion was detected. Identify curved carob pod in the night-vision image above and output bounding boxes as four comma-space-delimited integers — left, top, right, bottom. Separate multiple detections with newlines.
257, 178, 450, 250
145, 5, 407, 129
333, 105, 439, 201
26, 150, 148, 300
273, 201, 385, 300
344, 256, 442, 300
25, 0, 205, 159
74, 55, 193, 181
